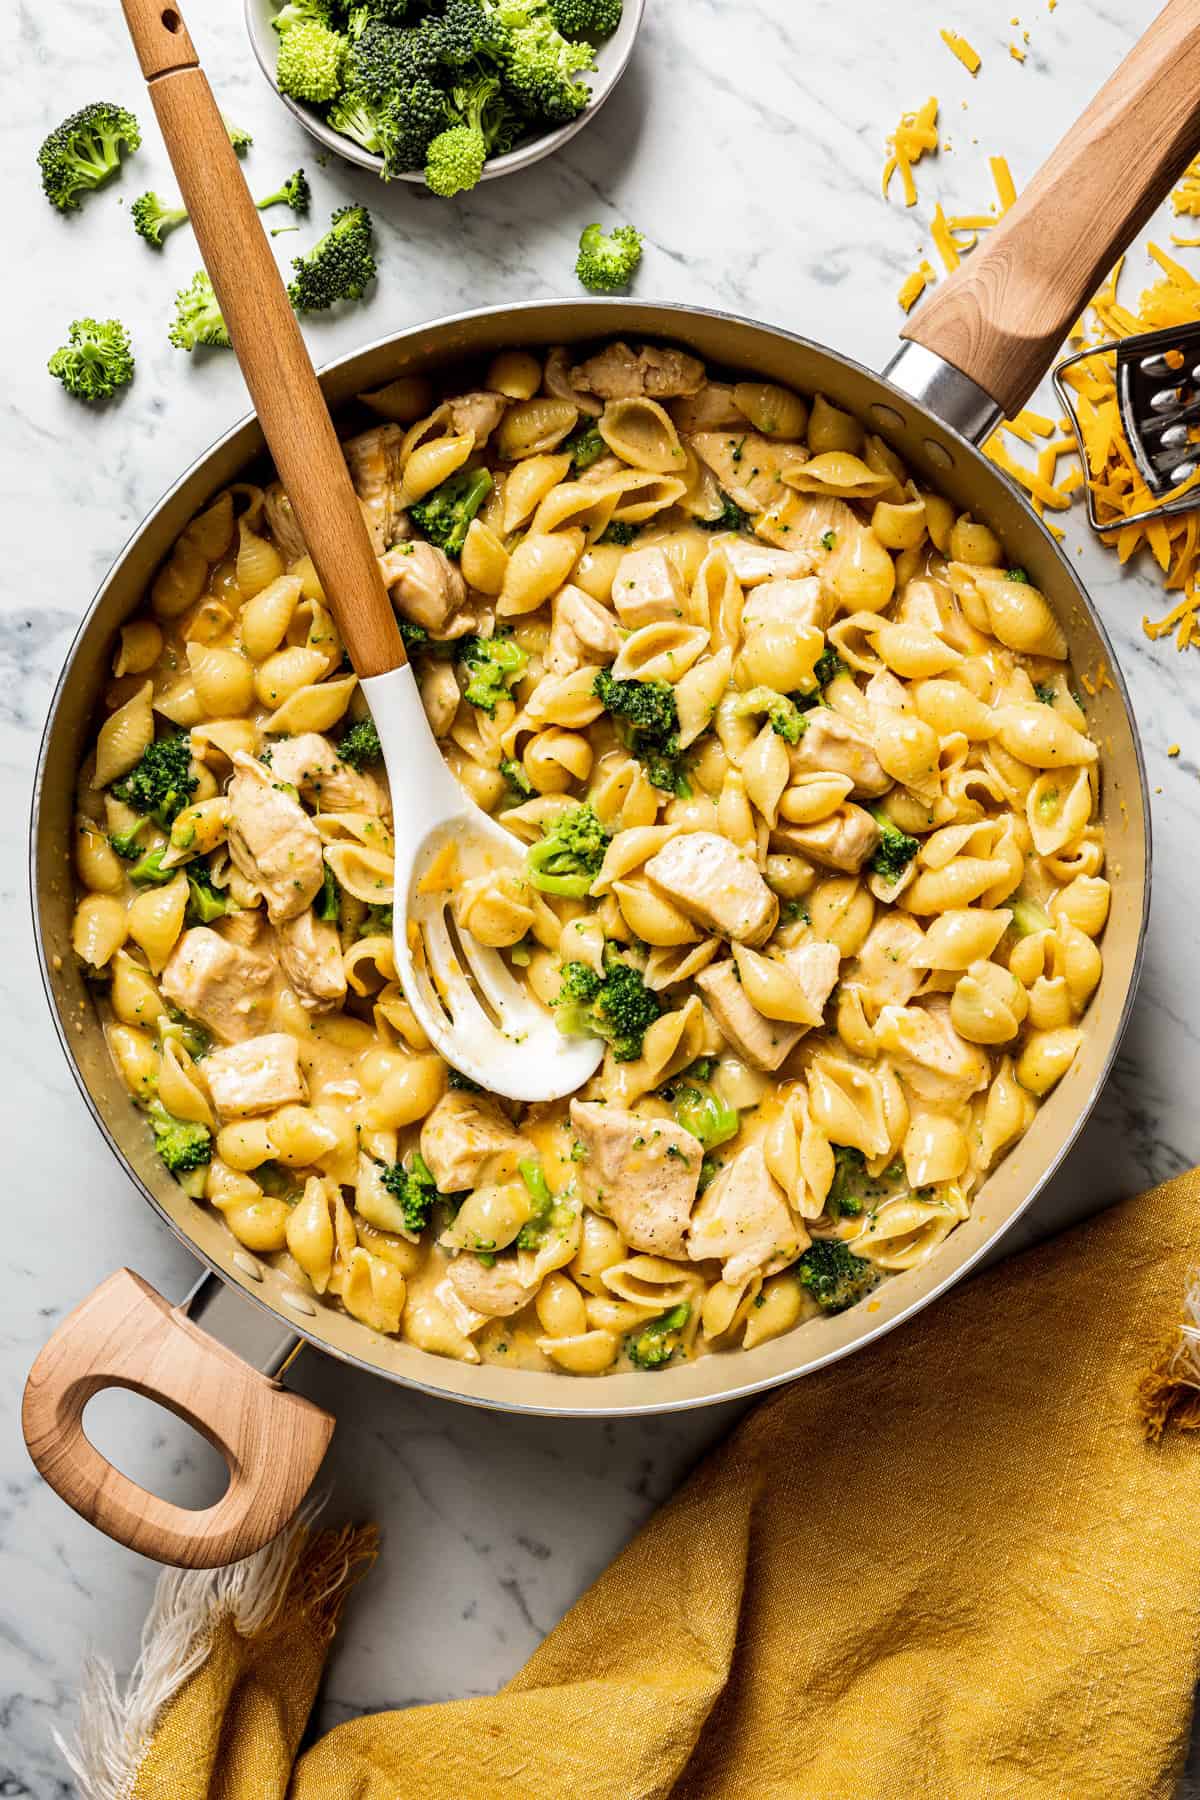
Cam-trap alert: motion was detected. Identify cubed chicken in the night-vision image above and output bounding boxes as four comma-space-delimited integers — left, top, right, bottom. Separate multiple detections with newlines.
720, 542, 814, 587
742, 576, 829, 636
278, 907, 347, 1012
226, 754, 326, 925
874, 997, 991, 1107
265, 732, 381, 813
569, 1100, 701, 1258
691, 432, 799, 515
569, 341, 705, 401
160, 927, 274, 1044
788, 711, 891, 798
687, 1143, 807, 1287
610, 547, 686, 629
447, 391, 506, 444
203, 1032, 308, 1119
420, 1090, 530, 1194
780, 939, 842, 1017
644, 832, 778, 946
695, 960, 805, 1071
668, 383, 744, 433
848, 916, 926, 1007
770, 804, 880, 874
446, 1253, 536, 1319
263, 483, 307, 565
343, 423, 407, 554
379, 540, 471, 638
545, 585, 621, 677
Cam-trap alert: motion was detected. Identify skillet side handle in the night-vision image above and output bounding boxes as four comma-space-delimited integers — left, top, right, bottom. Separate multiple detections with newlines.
22, 1269, 334, 1568
901, 0, 1200, 420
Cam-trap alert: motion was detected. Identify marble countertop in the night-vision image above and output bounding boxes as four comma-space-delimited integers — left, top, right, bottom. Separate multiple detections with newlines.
5, 0, 1200, 1790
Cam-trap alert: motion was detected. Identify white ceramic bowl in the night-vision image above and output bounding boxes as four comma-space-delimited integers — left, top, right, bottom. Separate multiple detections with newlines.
244, 0, 645, 184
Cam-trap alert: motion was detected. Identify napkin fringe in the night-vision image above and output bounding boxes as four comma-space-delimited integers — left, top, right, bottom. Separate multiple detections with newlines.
1138, 1266, 1200, 1440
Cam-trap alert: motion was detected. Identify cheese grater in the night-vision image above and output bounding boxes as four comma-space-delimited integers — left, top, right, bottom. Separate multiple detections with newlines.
1053, 322, 1200, 531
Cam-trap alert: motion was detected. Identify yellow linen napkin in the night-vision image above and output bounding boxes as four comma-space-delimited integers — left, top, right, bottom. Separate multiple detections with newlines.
63, 1172, 1200, 1800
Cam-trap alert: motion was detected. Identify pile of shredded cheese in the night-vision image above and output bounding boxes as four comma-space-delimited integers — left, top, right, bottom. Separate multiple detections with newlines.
882, 98, 940, 208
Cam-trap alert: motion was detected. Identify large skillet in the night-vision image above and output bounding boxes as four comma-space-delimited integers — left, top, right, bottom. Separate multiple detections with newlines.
23, 0, 1197, 1569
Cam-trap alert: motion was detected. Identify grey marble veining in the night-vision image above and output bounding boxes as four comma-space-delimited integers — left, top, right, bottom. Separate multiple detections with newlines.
4, 0, 1200, 1792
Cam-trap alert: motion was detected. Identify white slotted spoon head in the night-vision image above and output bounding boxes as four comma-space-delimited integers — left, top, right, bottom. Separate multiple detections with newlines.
361, 666, 605, 1103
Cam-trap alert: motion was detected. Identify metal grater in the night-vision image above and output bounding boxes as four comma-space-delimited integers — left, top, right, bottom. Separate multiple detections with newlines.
1053, 322, 1200, 532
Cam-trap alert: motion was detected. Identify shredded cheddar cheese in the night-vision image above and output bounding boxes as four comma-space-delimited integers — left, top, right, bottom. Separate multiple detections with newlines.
882, 98, 939, 207
1009, 43, 1026, 62
1173, 156, 1200, 217
898, 259, 935, 312
940, 28, 982, 73
417, 841, 458, 895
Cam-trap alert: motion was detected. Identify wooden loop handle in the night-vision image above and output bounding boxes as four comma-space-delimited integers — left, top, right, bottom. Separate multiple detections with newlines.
902, 0, 1200, 420
118, 0, 405, 677
22, 1270, 334, 1568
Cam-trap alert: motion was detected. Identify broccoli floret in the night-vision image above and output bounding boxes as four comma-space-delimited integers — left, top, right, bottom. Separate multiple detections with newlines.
397, 616, 429, 652
502, 22, 593, 125
548, 0, 622, 33
598, 519, 637, 546
1009, 894, 1052, 938
38, 102, 140, 212
563, 420, 606, 471
314, 864, 341, 924
425, 72, 513, 196
273, 0, 342, 28
168, 272, 231, 351
731, 686, 805, 745
131, 190, 189, 247
287, 204, 376, 310
378, 76, 450, 176
148, 1102, 212, 1188
277, 18, 347, 102
575, 222, 643, 293
796, 1239, 879, 1313
627, 1301, 690, 1370
430, 0, 510, 65
223, 115, 254, 153
337, 717, 383, 769
814, 646, 848, 688
555, 952, 661, 1061
109, 819, 148, 860
459, 630, 529, 715
593, 665, 685, 794
409, 467, 493, 556
127, 845, 175, 886
185, 864, 230, 925
869, 808, 919, 884
499, 755, 533, 800
327, 88, 386, 154
448, 1067, 482, 1090
1006, 567, 1029, 583
515, 1156, 576, 1250
111, 734, 197, 825
527, 802, 609, 897
358, 901, 394, 937
700, 491, 749, 533
1033, 682, 1057, 706
825, 1146, 904, 1219
348, 18, 436, 99
159, 1009, 211, 1063
257, 169, 311, 214
672, 1084, 739, 1152
47, 318, 135, 404
380, 1149, 440, 1232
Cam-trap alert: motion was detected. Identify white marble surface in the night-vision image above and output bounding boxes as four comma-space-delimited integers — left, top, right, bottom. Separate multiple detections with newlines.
5, 0, 1200, 1791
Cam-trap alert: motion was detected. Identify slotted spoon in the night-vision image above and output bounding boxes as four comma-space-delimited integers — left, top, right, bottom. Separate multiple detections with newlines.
119, 0, 602, 1102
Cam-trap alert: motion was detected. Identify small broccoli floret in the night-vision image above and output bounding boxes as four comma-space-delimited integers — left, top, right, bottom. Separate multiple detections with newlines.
425, 72, 512, 196
348, 18, 438, 102
598, 519, 637, 546
1006, 567, 1029, 583
1033, 681, 1057, 706
148, 1101, 213, 1190
431, 0, 509, 65
500, 755, 533, 800
410, 467, 493, 555
672, 1084, 739, 1152
459, 630, 529, 715
563, 420, 606, 471
287, 204, 376, 310
277, 18, 347, 102
397, 617, 429, 652
555, 951, 661, 1061
159, 1009, 211, 1062
109, 819, 148, 860
503, 26, 593, 126
38, 102, 141, 212
796, 1239, 879, 1313
360, 901, 394, 937
627, 1301, 690, 1370
1009, 894, 1052, 938
575, 221, 643, 293
131, 190, 189, 247
127, 845, 175, 886
700, 491, 749, 533
869, 809, 919, 885
813, 646, 848, 688
111, 734, 197, 825
731, 686, 805, 745
380, 1149, 439, 1232
327, 88, 386, 154
515, 1156, 576, 1251
527, 802, 609, 897
257, 168, 311, 214
223, 115, 254, 153
593, 665, 685, 794
48, 318, 135, 403
186, 864, 230, 925
272, 0, 341, 28
378, 76, 450, 176
314, 864, 341, 924
169, 272, 231, 351
548, 0, 623, 33
337, 717, 383, 769
825, 1146, 904, 1219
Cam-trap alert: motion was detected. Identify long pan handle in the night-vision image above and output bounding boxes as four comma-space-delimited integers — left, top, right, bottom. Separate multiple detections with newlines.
901, 0, 1200, 420
119, 0, 405, 676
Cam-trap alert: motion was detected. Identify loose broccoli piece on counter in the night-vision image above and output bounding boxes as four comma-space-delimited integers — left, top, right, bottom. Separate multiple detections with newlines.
700, 491, 749, 533
337, 716, 383, 769
868, 808, 919, 885
277, 18, 347, 102
597, 519, 637, 546
131, 190, 189, 247
563, 420, 606, 471
148, 1102, 212, 1194
287, 204, 376, 311
731, 686, 806, 745
526, 802, 609, 897
548, 0, 623, 35
500, 756, 534, 801
575, 222, 643, 293
256, 168, 311, 214
314, 864, 341, 924
111, 734, 197, 826
459, 630, 529, 715
186, 864, 230, 925
672, 1083, 739, 1152
627, 1301, 690, 1370
409, 466, 493, 556
38, 102, 141, 212
593, 665, 685, 794
555, 951, 661, 1061
425, 72, 514, 196
1009, 893, 1052, 938
223, 115, 254, 154
795, 1238, 879, 1313
168, 272, 231, 351
380, 1149, 439, 1233
326, 88, 386, 155
48, 318, 135, 403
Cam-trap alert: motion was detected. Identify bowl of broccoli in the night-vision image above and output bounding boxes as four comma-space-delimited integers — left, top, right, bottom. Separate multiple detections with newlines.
244, 0, 645, 198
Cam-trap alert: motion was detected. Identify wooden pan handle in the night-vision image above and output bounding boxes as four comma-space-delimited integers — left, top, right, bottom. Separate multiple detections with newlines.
118, 0, 405, 677
902, 0, 1200, 420
22, 1270, 333, 1568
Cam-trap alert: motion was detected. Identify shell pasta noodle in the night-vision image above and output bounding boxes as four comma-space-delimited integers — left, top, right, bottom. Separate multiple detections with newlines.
71, 339, 1108, 1377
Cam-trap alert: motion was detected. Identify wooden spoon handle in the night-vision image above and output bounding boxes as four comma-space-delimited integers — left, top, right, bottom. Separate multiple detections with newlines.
901, 0, 1200, 420
119, 0, 405, 676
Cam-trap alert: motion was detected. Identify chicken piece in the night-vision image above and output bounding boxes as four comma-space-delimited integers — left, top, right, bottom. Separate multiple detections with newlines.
770, 804, 880, 874
545, 584, 621, 677
544, 346, 602, 417
446, 1253, 535, 1319
848, 915, 926, 1007
610, 547, 687, 630
343, 423, 407, 554
265, 732, 381, 813
278, 907, 347, 1013
569, 1100, 701, 1258
742, 575, 829, 636
217, 907, 270, 950
226, 753, 326, 925
695, 960, 805, 1071
420, 1090, 530, 1194
780, 939, 842, 1018
644, 832, 778, 946
379, 540, 472, 638
788, 711, 891, 798
669, 383, 744, 433
691, 432, 801, 515
874, 997, 991, 1107
203, 1032, 308, 1119
720, 541, 814, 587
160, 927, 274, 1044
447, 391, 506, 444
262, 483, 307, 565
687, 1142, 807, 1287
569, 341, 705, 401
